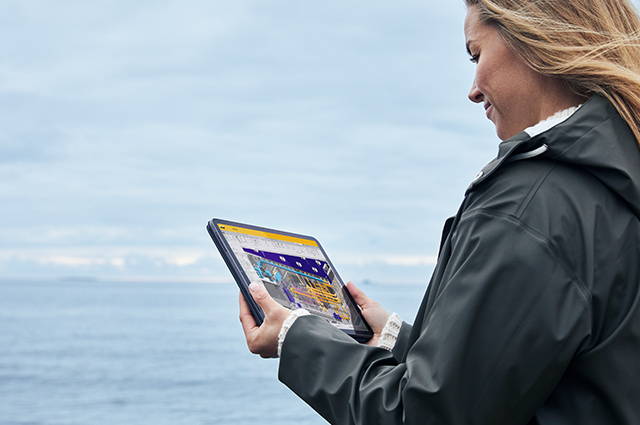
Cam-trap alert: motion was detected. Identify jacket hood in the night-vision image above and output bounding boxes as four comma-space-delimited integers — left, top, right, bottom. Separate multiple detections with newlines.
469, 95, 640, 218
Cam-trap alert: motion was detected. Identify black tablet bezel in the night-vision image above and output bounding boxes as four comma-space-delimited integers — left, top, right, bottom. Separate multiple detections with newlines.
207, 218, 373, 343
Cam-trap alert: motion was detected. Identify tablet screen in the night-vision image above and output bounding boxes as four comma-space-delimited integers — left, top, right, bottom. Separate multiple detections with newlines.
212, 220, 370, 337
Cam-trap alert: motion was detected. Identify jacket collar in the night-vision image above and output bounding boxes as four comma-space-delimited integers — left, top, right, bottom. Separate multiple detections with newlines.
466, 95, 640, 218
466, 129, 544, 192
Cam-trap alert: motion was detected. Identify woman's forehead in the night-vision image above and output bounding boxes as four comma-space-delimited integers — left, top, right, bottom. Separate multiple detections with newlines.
464, 6, 489, 44
464, 6, 482, 38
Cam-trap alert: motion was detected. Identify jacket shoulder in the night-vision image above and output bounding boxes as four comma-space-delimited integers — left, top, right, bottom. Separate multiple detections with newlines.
465, 157, 607, 221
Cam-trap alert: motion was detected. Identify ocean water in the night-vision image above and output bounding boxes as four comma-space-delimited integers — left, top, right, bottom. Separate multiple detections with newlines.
0, 279, 426, 425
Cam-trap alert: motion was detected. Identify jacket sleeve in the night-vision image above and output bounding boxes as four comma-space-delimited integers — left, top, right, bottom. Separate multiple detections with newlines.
391, 321, 413, 362
278, 211, 592, 425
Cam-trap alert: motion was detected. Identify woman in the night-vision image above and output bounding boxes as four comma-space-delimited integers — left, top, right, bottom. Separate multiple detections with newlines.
239, 0, 640, 423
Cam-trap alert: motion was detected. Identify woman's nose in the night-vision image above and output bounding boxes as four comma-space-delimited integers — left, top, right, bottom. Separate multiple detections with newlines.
468, 81, 484, 104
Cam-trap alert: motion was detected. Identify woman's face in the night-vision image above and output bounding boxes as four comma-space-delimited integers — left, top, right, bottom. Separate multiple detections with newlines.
464, 6, 576, 140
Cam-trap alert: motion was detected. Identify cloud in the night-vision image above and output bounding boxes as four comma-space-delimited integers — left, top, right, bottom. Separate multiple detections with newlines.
0, 0, 498, 280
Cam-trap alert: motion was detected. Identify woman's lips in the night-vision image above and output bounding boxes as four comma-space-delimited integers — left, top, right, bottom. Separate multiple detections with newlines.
484, 102, 492, 118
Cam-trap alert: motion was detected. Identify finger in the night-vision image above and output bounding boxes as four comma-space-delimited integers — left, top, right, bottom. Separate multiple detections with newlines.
347, 281, 371, 307
248, 282, 281, 314
239, 290, 258, 334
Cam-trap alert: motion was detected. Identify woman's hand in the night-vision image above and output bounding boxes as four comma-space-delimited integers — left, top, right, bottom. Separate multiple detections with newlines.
346, 281, 390, 347
239, 282, 292, 358
240, 280, 391, 354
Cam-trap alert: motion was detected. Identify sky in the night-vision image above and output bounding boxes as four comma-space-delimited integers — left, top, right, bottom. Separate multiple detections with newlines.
1, 0, 502, 284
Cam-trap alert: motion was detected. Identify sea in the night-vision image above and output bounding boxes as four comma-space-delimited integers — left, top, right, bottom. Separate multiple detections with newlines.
0, 278, 426, 425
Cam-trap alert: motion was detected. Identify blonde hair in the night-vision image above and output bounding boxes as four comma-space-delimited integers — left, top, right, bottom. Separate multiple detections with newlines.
466, 0, 640, 146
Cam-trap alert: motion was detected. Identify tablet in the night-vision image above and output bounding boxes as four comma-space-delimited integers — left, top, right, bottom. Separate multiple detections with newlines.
207, 218, 373, 343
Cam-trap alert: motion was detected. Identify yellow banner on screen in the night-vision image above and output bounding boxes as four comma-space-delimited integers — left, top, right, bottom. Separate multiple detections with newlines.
217, 223, 318, 247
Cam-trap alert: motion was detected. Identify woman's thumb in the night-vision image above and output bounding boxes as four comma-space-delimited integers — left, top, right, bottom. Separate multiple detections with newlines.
249, 282, 278, 312
347, 281, 370, 307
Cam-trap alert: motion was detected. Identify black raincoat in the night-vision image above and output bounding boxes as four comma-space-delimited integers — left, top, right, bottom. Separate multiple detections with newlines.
278, 95, 640, 424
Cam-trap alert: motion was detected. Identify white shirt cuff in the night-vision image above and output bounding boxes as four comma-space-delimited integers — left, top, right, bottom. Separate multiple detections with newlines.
277, 308, 310, 357
377, 313, 402, 352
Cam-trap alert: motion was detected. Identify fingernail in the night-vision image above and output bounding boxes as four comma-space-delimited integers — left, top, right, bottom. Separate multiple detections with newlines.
249, 282, 261, 292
